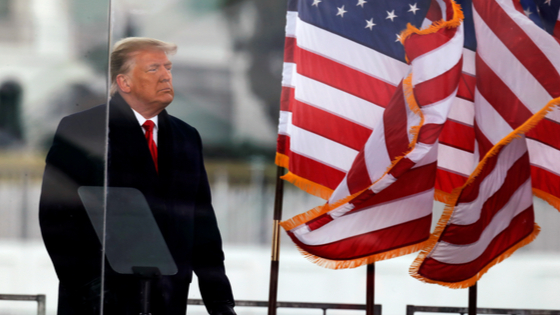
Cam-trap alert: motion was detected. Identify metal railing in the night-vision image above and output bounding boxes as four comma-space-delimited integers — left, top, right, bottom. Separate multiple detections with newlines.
407, 305, 560, 315
0, 294, 46, 315
188, 299, 381, 315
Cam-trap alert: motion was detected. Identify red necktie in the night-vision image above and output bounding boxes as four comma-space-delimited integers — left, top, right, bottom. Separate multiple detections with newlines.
142, 120, 158, 173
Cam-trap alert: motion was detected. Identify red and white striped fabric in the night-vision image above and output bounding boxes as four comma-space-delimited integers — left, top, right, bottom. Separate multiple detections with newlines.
411, 135, 539, 287
276, 9, 400, 200
475, 0, 560, 207
279, 0, 465, 269
425, 0, 477, 201
411, 0, 560, 288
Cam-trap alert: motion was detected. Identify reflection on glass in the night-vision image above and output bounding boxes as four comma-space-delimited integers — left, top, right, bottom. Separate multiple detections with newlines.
4, 0, 560, 314
8, 0, 111, 314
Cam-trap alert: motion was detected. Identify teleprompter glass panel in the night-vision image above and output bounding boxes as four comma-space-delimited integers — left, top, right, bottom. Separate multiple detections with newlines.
25, 0, 112, 314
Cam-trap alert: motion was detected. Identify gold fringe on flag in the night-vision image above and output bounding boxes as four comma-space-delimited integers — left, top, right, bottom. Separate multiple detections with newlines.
401, 0, 464, 63
533, 188, 560, 212
434, 189, 454, 204
275, 152, 334, 200
293, 238, 431, 270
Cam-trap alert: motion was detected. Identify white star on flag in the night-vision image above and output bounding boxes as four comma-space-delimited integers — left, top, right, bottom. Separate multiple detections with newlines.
365, 18, 376, 30
524, 7, 532, 17
357, 0, 367, 7
386, 10, 397, 21
312, 0, 322, 7
408, 3, 420, 14
337, 5, 347, 17
544, 0, 551, 5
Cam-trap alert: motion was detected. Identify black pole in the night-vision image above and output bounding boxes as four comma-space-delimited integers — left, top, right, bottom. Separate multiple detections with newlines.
366, 263, 375, 315
140, 278, 151, 315
468, 282, 477, 315
267, 166, 285, 315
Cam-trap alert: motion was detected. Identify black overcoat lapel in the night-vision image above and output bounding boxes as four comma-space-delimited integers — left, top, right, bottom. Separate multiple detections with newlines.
107, 94, 159, 187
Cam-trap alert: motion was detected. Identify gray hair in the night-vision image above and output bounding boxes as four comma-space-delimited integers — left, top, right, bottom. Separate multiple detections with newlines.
110, 37, 177, 95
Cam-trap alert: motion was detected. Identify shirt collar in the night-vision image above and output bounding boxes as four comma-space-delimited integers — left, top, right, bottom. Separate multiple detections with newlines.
131, 107, 158, 129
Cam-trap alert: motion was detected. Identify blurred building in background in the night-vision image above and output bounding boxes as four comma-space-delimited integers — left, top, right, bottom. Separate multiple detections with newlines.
0, 0, 291, 240
0, 0, 282, 154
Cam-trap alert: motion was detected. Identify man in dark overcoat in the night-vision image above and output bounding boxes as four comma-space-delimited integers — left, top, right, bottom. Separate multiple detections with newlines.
39, 37, 236, 315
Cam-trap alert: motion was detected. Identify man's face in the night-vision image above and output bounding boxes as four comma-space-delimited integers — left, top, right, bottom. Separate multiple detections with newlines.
127, 49, 174, 110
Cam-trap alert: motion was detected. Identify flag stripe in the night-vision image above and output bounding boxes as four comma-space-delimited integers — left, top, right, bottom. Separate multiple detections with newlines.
426, 0, 443, 22
289, 214, 432, 260
291, 100, 372, 151
405, 25, 459, 63
527, 139, 560, 177
475, 55, 533, 132
448, 96, 474, 126
282, 62, 296, 88
285, 151, 347, 191
462, 48, 476, 76
435, 167, 468, 194
430, 196, 533, 264
284, 36, 296, 63
437, 143, 474, 176
346, 150, 373, 194
439, 119, 475, 152
473, 121, 494, 160
532, 165, 560, 202
354, 162, 438, 210
418, 124, 445, 145
295, 45, 396, 107
285, 10, 297, 36
292, 71, 385, 129
288, 122, 358, 172
417, 208, 534, 283
526, 117, 560, 150
457, 73, 476, 101
383, 82, 412, 161
414, 61, 463, 106
408, 27, 463, 87
291, 189, 434, 246
474, 86, 516, 147
280, 86, 294, 111
441, 156, 531, 244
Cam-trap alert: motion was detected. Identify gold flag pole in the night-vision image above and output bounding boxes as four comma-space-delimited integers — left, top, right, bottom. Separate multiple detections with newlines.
267, 166, 285, 315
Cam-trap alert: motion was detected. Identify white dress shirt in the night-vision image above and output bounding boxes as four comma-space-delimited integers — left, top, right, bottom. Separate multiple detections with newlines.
131, 108, 159, 146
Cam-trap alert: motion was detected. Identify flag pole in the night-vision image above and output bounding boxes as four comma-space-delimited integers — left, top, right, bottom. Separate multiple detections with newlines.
366, 263, 375, 315
267, 166, 285, 315
468, 282, 477, 315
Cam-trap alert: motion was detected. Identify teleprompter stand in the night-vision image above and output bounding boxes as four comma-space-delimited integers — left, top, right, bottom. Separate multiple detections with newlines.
79, 186, 178, 315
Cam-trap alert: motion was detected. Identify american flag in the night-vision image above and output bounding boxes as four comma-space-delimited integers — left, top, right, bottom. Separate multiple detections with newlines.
411, 0, 560, 288
276, 0, 480, 205
277, 0, 465, 268
277, 0, 431, 200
